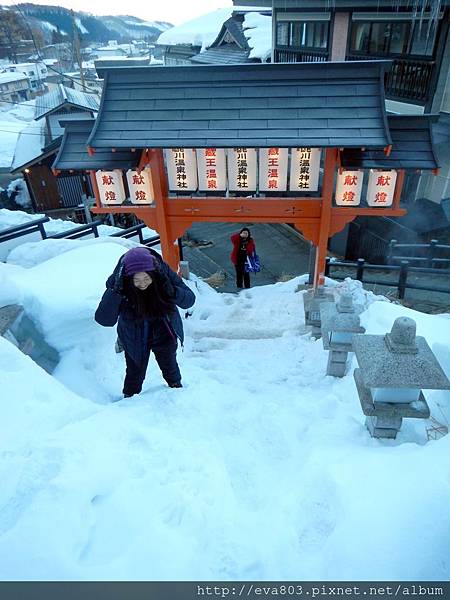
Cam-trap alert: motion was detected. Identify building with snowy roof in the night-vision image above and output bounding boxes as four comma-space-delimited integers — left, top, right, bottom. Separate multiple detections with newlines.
7, 62, 48, 94
11, 84, 100, 216
0, 71, 31, 105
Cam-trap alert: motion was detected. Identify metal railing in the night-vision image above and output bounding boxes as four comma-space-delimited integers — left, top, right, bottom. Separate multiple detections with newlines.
347, 53, 435, 103
110, 223, 160, 248
387, 239, 450, 268
0, 216, 49, 244
325, 257, 450, 299
274, 47, 329, 63
47, 220, 104, 240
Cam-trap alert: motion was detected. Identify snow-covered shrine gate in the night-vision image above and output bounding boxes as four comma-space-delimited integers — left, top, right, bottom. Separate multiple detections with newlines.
52, 62, 439, 286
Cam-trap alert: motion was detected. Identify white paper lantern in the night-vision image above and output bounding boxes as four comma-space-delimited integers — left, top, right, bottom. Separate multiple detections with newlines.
335, 170, 363, 206
259, 148, 288, 192
165, 148, 198, 192
227, 148, 257, 192
196, 148, 227, 191
366, 170, 397, 207
126, 169, 154, 204
95, 170, 126, 205
289, 148, 321, 192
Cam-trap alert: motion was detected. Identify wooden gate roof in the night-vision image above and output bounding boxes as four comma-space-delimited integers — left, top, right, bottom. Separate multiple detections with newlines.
52, 120, 139, 171
341, 115, 439, 170
88, 61, 392, 150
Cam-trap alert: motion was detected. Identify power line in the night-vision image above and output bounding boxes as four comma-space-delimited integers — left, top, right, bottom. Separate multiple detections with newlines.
11, 4, 102, 97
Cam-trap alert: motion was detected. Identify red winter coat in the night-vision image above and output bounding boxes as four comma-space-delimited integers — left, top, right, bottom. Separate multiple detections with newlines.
230, 233, 256, 266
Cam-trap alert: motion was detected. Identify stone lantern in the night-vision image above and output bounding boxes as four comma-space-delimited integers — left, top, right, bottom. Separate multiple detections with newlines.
353, 316, 450, 439
303, 285, 334, 338
320, 293, 365, 377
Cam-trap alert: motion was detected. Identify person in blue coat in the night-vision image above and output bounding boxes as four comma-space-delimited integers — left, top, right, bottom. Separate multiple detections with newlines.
95, 246, 195, 398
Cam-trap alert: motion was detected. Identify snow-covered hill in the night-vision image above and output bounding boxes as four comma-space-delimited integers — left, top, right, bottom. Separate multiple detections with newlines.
0, 210, 449, 580
3, 4, 173, 44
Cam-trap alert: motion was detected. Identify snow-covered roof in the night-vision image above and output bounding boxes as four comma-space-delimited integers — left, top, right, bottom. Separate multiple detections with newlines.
157, 8, 233, 51
34, 84, 100, 120
243, 13, 272, 62
0, 72, 29, 84
10, 119, 47, 173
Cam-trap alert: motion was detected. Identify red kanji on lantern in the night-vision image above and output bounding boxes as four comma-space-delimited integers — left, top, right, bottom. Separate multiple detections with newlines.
268, 169, 278, 178
207, 169, 217, 179
268, 148, 279, 156
342, 191, 355, 201
206, 158, 216, 167
135, 190, 147, 201
375, 191, 388, 203
376, 175, 391, 186
344, 175, 358, 186
268, 179, 278, 189
207, 179, 217, 189
105, 190, 116, 201
205, 148, 216, 157
132, 174, 145, 185
102, 175, 113, 185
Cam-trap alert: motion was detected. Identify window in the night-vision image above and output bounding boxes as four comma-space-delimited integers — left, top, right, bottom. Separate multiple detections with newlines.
276, 22, 289, 46
277, 20, 329, 50
350, 19, 438, 57
410, 21, 437, 56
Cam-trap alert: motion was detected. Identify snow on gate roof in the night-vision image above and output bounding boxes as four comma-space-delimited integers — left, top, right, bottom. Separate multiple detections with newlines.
87, 61, 393, 150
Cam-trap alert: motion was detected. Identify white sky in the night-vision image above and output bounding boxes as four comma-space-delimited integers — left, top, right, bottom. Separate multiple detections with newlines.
2, 0, 234, 26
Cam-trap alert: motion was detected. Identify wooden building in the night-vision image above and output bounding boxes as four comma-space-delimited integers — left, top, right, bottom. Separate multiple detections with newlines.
10, 84, 99, 215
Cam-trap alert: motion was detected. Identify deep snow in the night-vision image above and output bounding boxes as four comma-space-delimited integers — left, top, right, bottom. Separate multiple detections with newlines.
0, 214, 449, 580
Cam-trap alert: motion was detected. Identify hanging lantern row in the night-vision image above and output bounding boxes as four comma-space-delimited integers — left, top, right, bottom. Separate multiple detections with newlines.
164, 147, 322, 193
94, 152, 398, 208
95, 169, 154, 205
336, 169, 397, 207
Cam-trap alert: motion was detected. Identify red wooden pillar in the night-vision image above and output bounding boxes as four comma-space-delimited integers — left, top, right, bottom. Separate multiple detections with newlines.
314, 148, 338, 287
148, 148, 179, 270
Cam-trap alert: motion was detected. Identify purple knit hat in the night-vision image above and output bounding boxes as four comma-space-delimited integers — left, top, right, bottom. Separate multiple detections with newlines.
123, 247, 156, 276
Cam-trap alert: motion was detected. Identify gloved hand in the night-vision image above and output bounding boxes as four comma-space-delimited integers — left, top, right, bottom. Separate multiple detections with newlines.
112, 263, 125, 294
155, 270, 175, 299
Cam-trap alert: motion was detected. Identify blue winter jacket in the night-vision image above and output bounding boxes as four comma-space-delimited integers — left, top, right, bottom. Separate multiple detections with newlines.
95, 248, 195, 365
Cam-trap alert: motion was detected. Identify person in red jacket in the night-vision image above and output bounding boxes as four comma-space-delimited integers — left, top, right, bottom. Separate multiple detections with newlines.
230, 227, 256, 289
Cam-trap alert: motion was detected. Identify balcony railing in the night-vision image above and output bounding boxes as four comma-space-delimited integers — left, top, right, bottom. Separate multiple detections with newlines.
274, 47, 329, 63
347, 54, 435, 104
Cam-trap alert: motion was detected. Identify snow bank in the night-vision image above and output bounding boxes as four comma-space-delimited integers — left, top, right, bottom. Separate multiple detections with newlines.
0, 239, 449, 580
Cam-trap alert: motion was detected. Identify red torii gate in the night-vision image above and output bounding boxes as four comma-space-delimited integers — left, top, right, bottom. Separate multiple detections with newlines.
88, 147, 406, 286
52, 63, 438, 286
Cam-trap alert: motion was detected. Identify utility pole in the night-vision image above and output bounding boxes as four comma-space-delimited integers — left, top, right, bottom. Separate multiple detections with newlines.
71, 10, 86, 91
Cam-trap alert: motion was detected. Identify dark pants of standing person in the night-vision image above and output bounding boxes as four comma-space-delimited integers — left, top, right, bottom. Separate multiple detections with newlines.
123, 340, 181, 396
235, 263, 250, 289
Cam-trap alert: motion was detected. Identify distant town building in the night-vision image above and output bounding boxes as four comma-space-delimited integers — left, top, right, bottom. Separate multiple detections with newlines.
7, 62, 48, 94
0, 71, 31, 105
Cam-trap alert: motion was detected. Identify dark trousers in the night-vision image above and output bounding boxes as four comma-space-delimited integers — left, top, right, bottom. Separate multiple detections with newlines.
123, 341, 181, 396
235, 263, 250, 289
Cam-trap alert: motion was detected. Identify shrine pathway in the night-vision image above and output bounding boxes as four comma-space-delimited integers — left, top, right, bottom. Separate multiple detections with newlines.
182, 222, 450, 314
182, 222, 312, 293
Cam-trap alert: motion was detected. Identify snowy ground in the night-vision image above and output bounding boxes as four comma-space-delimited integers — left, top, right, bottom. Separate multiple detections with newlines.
0, 216, 449, 580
